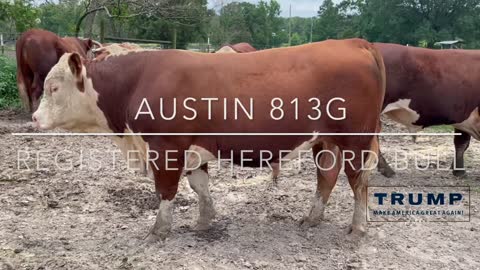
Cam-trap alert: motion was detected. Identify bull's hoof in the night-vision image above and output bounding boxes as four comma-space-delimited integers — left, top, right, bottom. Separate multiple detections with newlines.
144, 232, 167, 244
265, 180, 279, 191
298, 216, 322, 228
272, 175, 279, 185
193, 222, 212, 231
453, 169, 467, 178
346, 225, 366, 237
193, 208, 216, 231
379, 168, 396, 178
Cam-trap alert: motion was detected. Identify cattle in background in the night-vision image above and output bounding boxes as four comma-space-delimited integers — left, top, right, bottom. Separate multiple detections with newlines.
92, 43, 143, 60
375, 43, 480, 177
216, 42, 257, 53
32, 39, 386, 241
15, 29, 98, 112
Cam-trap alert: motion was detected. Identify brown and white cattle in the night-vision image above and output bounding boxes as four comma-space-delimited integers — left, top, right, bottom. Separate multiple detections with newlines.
374, 43, 480, 177
15, 29, 97, 112
32, 39, 386, 241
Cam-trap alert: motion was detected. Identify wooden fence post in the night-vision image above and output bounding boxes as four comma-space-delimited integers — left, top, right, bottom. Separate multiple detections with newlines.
1, 34, 4, 55
173, 27, 177, 49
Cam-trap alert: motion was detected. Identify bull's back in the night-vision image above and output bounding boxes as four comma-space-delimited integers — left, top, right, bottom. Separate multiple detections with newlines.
127, 39, 385, 135
141, 39, 384, 101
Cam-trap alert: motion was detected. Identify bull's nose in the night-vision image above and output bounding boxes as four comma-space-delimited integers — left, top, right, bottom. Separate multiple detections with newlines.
32, 115, 37, 123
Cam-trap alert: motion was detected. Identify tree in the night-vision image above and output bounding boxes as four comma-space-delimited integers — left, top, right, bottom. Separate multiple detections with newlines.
38, 0, 82, 36
216, 1, 254, 44
210, 0, 281, 48
74, 0, 208, 37
344, 0, 480, 47
1, 0, 38, 34
315, 0, 347, 40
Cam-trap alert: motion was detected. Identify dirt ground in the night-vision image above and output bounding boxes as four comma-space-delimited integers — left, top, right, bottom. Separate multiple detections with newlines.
0, 109, 479, 270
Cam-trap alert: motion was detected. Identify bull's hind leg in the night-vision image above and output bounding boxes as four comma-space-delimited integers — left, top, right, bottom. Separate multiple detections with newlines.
187, 164, 216, 230
344, 138, 379, 236
300, 142, 342, 228
452, 129, 471, 177
377, 149, 395, 178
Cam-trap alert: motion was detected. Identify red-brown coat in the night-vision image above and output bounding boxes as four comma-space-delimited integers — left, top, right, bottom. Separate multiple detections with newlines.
33, 39, 386, 240
15, 29, 94, 112
375, 43, 480, 177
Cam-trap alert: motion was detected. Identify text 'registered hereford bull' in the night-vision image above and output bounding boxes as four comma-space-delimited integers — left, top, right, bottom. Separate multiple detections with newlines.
375, 43, 480, 177
16, 29, 99, 112
32, 38, 386, 242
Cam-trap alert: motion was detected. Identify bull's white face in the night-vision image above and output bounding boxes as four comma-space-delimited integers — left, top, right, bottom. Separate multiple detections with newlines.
32, 53, 106, 132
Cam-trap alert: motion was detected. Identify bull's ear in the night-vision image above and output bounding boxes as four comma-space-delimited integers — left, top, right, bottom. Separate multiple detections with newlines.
68, 53, 85, 92
85, 39, 94, 50
68, 53, 83, 77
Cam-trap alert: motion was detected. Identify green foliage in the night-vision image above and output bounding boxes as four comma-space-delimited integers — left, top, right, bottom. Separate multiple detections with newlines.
38, 0, 82, 36
319, 0, 480, 48
2, 0, 480, 55
117, 0, 210, 49
315, 0, 345, 40
0, 56, 20, 109
210, 0, 282, 49
0, 0, 38, 33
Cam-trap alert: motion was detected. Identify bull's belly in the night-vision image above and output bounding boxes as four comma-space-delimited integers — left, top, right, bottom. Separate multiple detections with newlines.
185, 135, 319, 169
383, 99, 480, 140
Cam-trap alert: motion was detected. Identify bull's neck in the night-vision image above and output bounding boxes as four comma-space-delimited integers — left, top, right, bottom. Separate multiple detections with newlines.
85, 56, 141, 134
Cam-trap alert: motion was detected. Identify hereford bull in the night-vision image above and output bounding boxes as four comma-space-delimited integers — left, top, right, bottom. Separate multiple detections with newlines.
216, 42, 257, 53
375, 43, 480, 177
32, 38, 385, 241
16, 29, 97, 112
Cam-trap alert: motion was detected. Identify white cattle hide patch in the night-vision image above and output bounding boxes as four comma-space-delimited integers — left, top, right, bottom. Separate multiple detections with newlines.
185, 145, 216, 171
34, 55, 112, 133
382, 99, 423, 132
281, 133, 320, 162
111, 125, 149, 174
92, 44, 153, 60
453, 108, 480, 140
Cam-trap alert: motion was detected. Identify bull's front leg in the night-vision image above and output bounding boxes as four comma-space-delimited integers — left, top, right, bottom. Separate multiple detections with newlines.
300, 143, 341, 228
145, 150, 183, 243
146, 197, 175, 243
452, 129, 471, 177
186, 164, 216, 230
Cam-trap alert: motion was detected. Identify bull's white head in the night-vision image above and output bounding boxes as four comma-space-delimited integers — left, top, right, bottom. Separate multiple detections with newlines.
32, 53, 108, 132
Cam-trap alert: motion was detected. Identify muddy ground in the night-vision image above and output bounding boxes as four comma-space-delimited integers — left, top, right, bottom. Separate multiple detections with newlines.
0, 109, 479, 270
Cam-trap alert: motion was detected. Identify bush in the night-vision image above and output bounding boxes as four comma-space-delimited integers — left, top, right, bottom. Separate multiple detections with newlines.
0, 56, 20, 109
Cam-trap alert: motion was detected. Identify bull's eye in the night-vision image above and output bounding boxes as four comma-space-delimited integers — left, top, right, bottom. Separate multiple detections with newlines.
52, 87, 58, 93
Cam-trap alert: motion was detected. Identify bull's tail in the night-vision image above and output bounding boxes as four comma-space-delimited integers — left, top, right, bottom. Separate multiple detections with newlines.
356, 44, 386, 192
368, 45, 387, 108
15, 37, 31, 112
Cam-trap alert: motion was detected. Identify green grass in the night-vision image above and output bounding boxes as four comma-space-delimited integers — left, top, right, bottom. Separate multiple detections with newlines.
423, 125, 455, 133
0, 55, 21, 109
